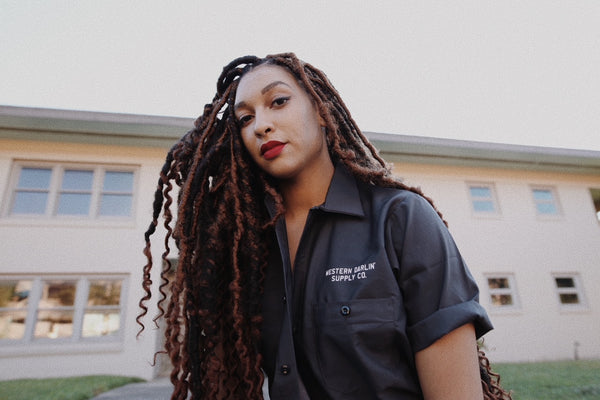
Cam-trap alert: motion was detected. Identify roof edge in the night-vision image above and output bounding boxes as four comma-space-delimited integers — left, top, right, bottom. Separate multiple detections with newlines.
2, 106, 599, 173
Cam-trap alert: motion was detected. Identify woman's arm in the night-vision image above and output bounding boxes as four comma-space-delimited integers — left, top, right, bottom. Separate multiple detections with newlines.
415, 323, 483, 400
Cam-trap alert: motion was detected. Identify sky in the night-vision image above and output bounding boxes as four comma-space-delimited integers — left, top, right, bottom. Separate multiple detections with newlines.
1, 1, 599, 151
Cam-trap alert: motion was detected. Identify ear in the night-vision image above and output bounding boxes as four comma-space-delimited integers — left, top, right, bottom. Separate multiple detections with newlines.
317, 108, 326, 127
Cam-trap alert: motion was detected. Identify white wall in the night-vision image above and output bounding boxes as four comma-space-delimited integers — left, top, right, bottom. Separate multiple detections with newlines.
1, 136, 599, 381
0, 139, 169, 380
392, 161, 600, 362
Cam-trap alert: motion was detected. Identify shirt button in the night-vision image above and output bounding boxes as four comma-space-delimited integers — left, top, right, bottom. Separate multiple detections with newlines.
340, 305, 351, 316
282, 296, 287, 304
280, 364, 291, 375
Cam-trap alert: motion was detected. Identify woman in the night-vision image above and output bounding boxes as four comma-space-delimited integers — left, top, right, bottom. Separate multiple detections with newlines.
138, 53, 511, 399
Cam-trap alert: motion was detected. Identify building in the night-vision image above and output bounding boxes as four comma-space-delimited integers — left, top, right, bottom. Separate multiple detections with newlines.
1, 105, 599, 380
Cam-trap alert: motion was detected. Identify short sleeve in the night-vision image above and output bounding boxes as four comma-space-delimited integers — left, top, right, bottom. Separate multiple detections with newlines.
386, 192, 493, 352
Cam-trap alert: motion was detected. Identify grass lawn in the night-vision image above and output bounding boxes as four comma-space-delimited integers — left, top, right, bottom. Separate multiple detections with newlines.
494, 360, 600, 400
0, 375, 144, 400
1, 361, 599, 400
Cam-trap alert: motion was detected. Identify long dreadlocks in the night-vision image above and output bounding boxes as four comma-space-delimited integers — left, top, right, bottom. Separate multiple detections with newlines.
138, 52, 511, 399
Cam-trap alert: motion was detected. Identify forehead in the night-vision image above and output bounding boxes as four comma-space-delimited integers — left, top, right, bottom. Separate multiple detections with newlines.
235, 64, 301, 101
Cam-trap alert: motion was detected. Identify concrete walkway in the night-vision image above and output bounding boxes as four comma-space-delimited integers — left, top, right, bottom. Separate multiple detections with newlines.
91, 376, 270, 399
91, 377, 174, 400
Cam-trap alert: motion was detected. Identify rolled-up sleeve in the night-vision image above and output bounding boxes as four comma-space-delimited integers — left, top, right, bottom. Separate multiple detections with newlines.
387, 193, 493, 353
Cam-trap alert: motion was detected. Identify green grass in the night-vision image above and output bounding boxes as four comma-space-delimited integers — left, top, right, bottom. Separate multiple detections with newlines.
1, 361, 599, 400
494, 360, 600, 400
0, 375, 144, 400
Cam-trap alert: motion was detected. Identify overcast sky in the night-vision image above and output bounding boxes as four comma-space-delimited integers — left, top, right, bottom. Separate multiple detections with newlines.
1, 1, 599, 150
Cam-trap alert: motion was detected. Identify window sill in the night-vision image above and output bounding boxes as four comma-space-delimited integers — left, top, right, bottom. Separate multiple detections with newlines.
0, 216, 136, 229
471, 212, 503, 220
557, 306, 591, 314
0, 340, 124, 358
487, 307, 523, 316
535, 214, 564, 222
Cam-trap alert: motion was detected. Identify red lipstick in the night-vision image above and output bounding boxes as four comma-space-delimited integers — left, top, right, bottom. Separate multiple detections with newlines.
260, 141, 286, 160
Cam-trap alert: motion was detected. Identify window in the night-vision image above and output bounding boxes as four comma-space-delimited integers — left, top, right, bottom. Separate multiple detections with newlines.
468, 183, 500, 214
531, 187, 560, 216
0, 280, 32, 340
6, 162, 136, 219
0, 276, 126, 343
486, 275, 519, 310
553, 274, 586, 308
589, 188, 600, 222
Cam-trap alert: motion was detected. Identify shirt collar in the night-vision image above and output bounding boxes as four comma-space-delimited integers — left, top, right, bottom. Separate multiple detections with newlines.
318, 164, 365, 217
264, 163, 365, 218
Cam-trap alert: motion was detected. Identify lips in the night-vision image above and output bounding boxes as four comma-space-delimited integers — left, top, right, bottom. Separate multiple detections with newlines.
260, 140, 286, 160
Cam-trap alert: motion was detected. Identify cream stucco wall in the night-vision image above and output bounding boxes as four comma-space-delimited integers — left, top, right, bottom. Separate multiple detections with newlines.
1, 127, 599, 380
0, 139, 170, 380
389, 161, 600, 362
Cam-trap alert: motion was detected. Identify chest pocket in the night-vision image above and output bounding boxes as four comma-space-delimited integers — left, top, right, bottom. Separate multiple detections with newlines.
313, 297, 401, 395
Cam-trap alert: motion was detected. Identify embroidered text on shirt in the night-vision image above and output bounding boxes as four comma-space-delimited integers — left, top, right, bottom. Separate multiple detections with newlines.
324, 262, 376, 282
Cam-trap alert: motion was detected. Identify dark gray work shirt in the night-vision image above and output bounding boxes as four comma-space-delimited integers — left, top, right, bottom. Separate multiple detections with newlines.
261, 165, 492, 400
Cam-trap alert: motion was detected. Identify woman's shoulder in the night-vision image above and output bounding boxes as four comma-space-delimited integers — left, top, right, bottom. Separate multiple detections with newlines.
362, 182, 445, 226
364, 181, 432, 208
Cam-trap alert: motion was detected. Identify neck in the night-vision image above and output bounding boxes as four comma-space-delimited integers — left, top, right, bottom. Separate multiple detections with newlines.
280, 161, 335, 217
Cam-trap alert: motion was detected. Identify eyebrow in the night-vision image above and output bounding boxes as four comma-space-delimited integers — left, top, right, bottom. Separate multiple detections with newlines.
234, 80, 292, 112
261, 80, 291, 94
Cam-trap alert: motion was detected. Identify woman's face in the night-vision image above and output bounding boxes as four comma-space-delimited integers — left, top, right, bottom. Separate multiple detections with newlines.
234, 64, 331, 182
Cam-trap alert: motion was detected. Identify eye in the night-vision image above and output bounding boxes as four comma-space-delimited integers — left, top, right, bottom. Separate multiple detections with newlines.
237, 114, 253, 127
272, 96, 290, 107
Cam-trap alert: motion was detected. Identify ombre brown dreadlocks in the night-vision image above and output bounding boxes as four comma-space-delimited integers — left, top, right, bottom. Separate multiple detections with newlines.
138, 52, 511, 399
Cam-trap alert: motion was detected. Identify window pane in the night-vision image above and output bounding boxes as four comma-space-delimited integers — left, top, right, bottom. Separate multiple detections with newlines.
491, 294, 513, 306
12, 191, 48, 214
41, 281, 76, 306
0, 311, 27, 340
533, 189, 553, 201
35, 310, 73, 339
0, 280, 32, 308
82, 311, 120, 337
99, 194, 132, 216
537, 202, 558, 215
488, 278, 509, 289
103, 171, 133, 192
61, 170, 93, 191
555, 278, 575, 288
473, 200, 495, 212
57, 193, 91, 215
559, 293, 580, 304
17, 168, 52, 189
470, 187, 491, 198
88, 280, 122, 306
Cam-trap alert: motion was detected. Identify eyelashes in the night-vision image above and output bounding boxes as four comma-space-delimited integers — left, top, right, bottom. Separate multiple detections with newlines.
235, 96, 291, 127
272, 96, 290, 107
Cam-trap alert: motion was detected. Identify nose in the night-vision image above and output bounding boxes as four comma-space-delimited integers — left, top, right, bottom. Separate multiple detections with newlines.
253, 109, 273, 137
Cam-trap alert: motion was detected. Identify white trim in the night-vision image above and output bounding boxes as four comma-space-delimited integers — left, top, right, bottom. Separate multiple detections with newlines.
0, 274, 128, 347
2, 160, 138, 222
484, 274, 521, 313
467, 182, 501, 217
530, 185, 562, 218
552, 273, 588, 311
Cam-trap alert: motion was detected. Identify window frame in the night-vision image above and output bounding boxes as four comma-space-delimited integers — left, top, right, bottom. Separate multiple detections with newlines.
552, 273, 587, 311
0, 274, 128, 346
484, 274, 520, 312
467, 182, 501, 216
2, 161, 138, 222
530, 185, 562, 217
589, 188, 600, 223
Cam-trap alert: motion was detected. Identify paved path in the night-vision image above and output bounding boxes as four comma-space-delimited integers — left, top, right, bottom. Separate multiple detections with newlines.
91, 376, 270, 399
91, 377, 174, 400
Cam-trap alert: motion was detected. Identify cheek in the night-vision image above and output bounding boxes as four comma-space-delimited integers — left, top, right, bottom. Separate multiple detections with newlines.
240, 131, 259, 158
